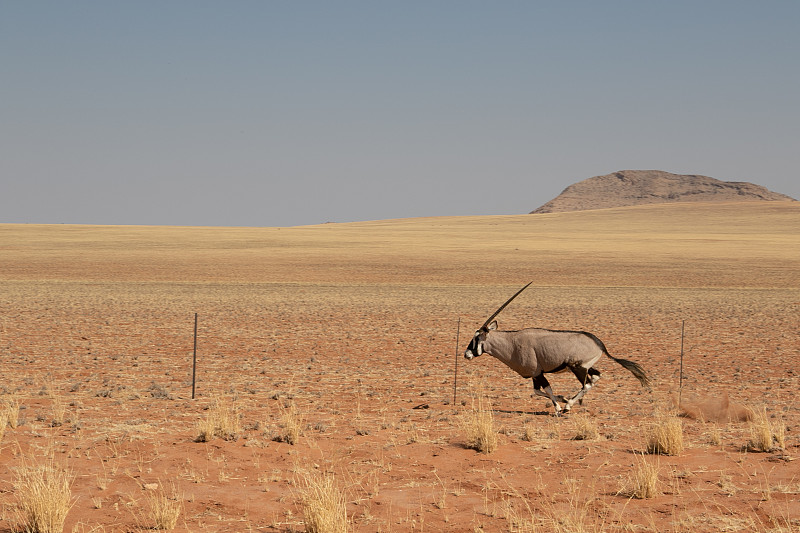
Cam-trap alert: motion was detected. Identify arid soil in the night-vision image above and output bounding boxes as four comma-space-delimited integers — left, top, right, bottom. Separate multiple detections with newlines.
1, 201, 799, 532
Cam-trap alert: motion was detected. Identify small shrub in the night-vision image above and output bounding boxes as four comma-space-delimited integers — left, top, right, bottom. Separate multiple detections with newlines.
195, 416, 215, 443
2, 396, 20, 428
148, 382, 173, 400
274, 402, 303, 445
520, 423, 536, 442
747, 406, 784, 452
570, 413, 599, 441
51, 397, 67, 427
296, 469, 348, 533
645, 413, 684, 456
13, 459, 74, 533
629, 454, 659, 499
707, 424, 722, 446
461, 393, 497, 454
195, 396, 240, 442
716, 472, 737, 496
144, 482, 182, 531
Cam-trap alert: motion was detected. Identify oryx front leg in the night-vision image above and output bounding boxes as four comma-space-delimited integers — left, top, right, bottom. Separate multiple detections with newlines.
532, 374, 564, 415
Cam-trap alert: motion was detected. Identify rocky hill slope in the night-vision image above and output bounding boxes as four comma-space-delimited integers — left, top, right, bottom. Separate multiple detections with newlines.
531, 170, 795, 213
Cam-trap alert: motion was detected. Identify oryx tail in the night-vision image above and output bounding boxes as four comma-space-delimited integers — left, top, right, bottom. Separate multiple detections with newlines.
584, 331, 651, 389
606, 354, 651, 389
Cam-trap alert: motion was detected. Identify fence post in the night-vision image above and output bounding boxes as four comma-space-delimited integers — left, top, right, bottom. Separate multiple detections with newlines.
678, 319, 685, 406
192, 313, 198, 399
453, 317, 461, 407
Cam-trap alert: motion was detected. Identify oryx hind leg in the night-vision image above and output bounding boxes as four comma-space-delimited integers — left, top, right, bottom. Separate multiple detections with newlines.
564, 366, 601, 411
532, 374, 565, 415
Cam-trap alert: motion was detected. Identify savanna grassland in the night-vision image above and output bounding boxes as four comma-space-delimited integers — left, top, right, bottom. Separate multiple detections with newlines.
1, 201, 798, 532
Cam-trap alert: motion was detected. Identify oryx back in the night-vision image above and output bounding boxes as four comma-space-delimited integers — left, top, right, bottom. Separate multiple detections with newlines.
520, 328, 605, 373
481, 328, 603, 378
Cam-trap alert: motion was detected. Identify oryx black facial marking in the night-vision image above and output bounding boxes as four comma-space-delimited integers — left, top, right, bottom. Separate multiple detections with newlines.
464, 321, 498, 360
465, 332, 482, 358
463, 283, 651, 415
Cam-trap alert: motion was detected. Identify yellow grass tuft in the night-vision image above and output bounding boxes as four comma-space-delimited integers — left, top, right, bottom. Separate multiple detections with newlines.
50, 396, 67, 427
540, 477, 606, 533
461, 393, 497, 454
707, 424, 722, 446
13, 458, 74, 533
296, 469, 348, 533
570, 412, 599, 441
275, 401, 304, 445
2, 395, 20, 429
645, 413, 684, 456
520, 423, 539, 442
195, 396, 240, 442
746, 406, 785, 452
144, 481, 182, 531
628, 454, 660, 499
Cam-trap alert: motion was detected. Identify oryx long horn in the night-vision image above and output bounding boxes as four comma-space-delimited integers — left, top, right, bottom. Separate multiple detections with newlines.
480, 282, 532, 330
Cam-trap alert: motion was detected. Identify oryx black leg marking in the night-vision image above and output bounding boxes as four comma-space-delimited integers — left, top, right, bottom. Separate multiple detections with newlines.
532, 374, 563, 413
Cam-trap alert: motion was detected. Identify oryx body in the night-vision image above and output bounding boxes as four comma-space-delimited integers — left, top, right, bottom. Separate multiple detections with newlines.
464, 283, 650, 414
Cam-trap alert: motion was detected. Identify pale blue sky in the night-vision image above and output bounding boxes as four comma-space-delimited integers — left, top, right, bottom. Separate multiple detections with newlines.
2, 1, 798, 226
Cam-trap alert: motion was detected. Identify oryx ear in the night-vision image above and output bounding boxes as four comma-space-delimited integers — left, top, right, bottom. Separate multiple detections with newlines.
487, 321, 498, 331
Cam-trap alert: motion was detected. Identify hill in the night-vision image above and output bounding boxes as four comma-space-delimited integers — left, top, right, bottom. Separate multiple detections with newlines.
531, 170, 796, 213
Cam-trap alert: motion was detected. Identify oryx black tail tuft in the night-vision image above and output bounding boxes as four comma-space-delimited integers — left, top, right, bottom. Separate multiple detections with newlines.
607, 355, 651, 389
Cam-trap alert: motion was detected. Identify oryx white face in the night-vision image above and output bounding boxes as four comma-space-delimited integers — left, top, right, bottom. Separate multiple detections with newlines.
464, 321, 497, 360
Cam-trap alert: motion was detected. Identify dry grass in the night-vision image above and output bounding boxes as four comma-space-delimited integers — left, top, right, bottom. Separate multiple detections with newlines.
626, 454, 660, 499
461, 392, 498, 454
707, 424, 722, 446
3, 202, 796, 287
645, 413, 684, 456
2, 395, 20, 428
570, 413, 600, 441
539, 477, 609, 533
494, 478, 537, 533
296, 469, 348, 533
195, 396, 240, 442
13, 458, 74, 533
747, 406, 785, 452
143, 481, 182, 531
50, 396, 67, 427
275, 401, 304, 445
520, 423, 537, 442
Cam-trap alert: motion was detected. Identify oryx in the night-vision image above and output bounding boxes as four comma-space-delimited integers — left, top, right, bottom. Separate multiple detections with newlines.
464, 282, 650, 414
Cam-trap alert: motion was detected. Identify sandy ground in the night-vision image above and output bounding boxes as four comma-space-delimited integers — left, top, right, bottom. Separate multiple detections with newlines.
0, 201, 798, 532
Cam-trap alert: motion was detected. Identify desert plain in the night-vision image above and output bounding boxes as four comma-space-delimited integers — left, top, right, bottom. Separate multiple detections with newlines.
1, 201, 799, 532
